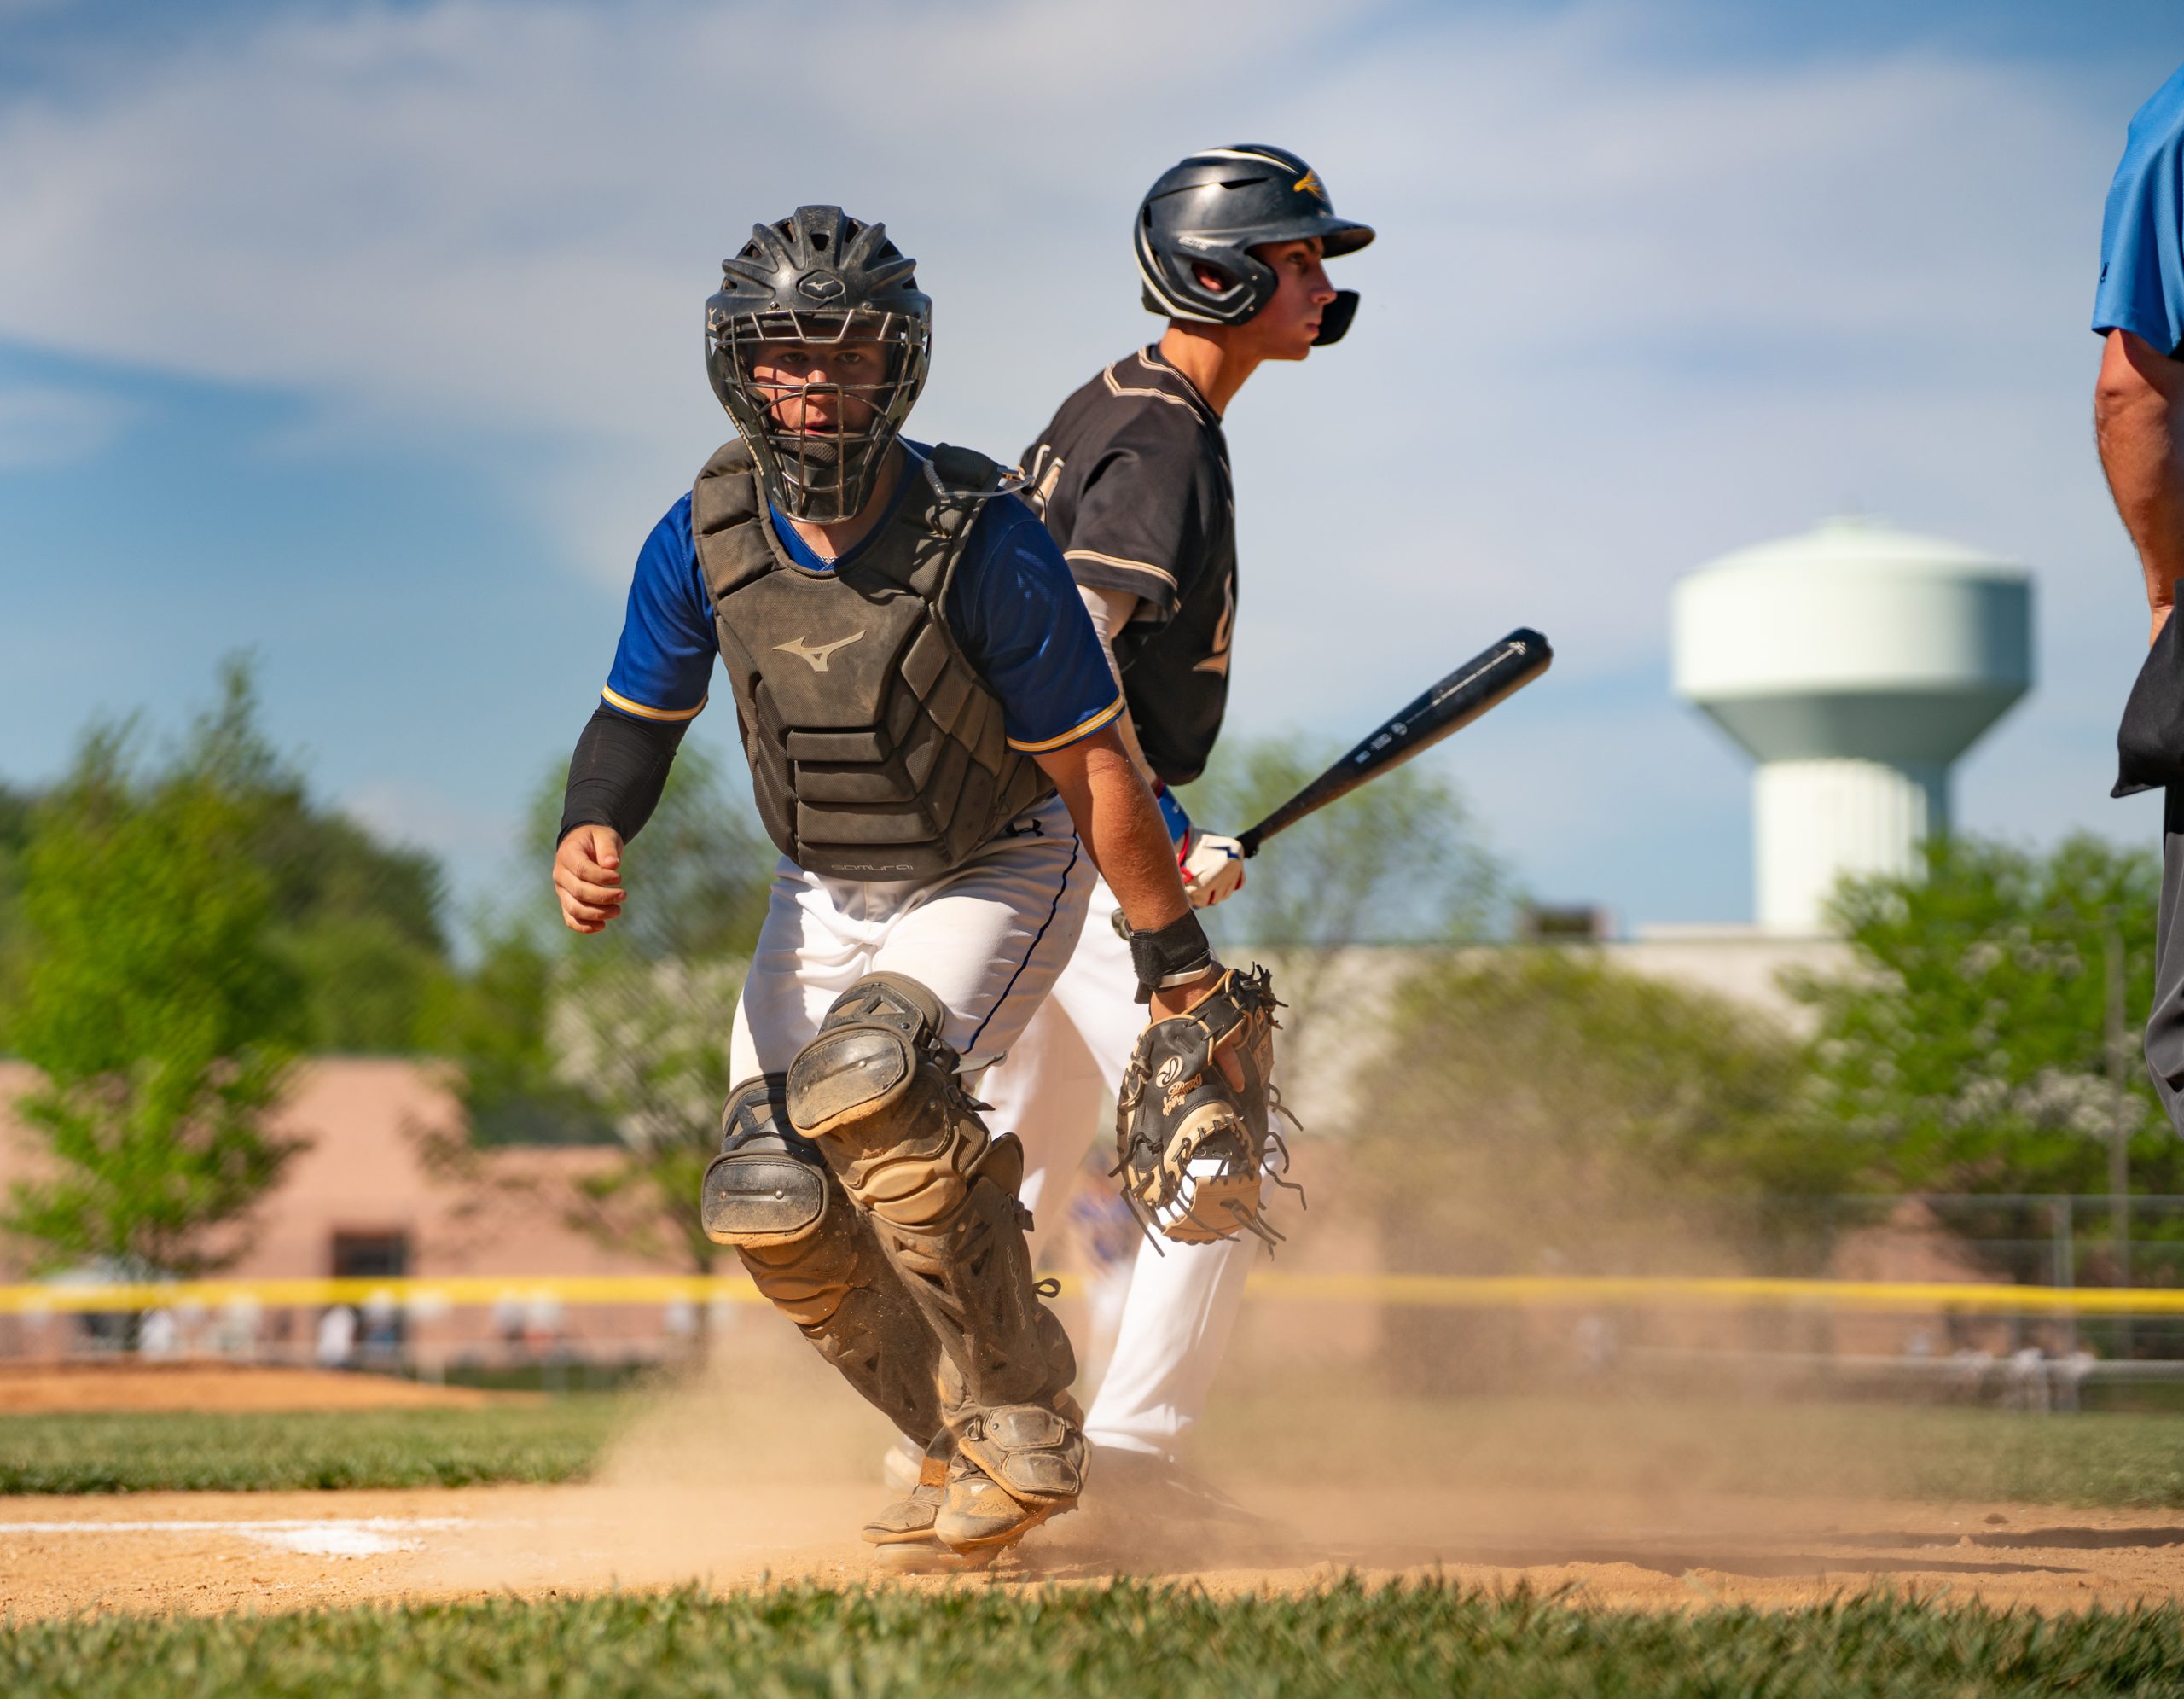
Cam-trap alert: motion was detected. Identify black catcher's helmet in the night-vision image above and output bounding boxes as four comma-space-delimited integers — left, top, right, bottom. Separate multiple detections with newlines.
706, 207, 932, 523
1135, 144, 1374, 345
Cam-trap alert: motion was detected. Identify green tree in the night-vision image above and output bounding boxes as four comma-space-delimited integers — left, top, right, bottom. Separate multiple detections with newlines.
0, 781, 33, 1021
518, 737, 773, 964
1173, 735, 1505, 1041
1791, 833, 2183, 1196
1177, 736, 1505, 949
1, 718, 308, 1275
1356, 947, 1835, 1262
555, 953, 746, 1272
440, 740, 771, 1277
0, 660, 458, 1058
529, 742, 770, 1266
188, 660, 454, 1055
425, 918, 613, 1147
1351, 947, 1831, 1391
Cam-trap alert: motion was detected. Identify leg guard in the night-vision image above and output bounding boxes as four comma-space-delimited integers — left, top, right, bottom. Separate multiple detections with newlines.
787, 975, 1086, 1527
701, 1074, 944, 1447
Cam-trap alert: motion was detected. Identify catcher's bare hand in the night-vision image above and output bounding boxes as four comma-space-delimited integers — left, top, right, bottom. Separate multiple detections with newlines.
554, 824, 626, 933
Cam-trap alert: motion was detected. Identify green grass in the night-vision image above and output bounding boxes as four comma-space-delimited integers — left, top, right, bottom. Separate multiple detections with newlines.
11, 1389, 2184, 1506
4, 1581, 2182, 1696
0, 1401, 621, 1493
1200, 1391, 2184, 1510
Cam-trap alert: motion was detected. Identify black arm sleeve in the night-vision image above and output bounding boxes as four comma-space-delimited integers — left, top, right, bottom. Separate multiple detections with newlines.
557, 705, 689, 845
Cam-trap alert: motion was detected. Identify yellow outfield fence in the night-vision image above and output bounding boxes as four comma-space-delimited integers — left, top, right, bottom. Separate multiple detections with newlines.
3, 1272, 2184, 1317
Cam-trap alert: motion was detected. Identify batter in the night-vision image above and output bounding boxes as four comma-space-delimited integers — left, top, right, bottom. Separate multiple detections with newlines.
979, 144, 1374, 1464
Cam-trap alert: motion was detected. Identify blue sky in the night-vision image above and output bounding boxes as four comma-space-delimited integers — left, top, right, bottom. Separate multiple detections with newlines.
0, 0, 2179, 931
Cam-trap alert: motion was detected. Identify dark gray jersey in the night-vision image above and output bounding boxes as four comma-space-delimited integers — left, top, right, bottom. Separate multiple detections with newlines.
1019, 346, 1235, 786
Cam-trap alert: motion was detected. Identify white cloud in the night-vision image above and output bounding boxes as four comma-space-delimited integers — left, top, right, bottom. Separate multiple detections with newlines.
0, 0, 2155, 918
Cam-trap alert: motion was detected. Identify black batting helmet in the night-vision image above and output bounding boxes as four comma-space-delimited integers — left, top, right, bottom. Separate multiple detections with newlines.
705, 207, 932, 524
1135, 144, 1374, 345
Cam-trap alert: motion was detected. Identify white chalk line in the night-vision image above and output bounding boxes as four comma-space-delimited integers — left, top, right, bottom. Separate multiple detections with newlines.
0, 1516, 471, 1557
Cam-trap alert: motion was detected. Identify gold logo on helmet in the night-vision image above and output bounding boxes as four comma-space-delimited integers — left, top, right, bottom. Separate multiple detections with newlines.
1293, 168, 1325, 201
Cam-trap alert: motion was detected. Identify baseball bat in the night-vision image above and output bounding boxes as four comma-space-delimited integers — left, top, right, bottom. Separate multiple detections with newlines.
1234, 627, 1552, 857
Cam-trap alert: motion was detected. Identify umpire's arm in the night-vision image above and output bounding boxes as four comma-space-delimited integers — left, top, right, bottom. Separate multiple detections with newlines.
2097, 329, 2184, 643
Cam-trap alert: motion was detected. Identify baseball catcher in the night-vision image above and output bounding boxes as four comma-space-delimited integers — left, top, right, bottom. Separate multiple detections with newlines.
550, 206, 1235, 1564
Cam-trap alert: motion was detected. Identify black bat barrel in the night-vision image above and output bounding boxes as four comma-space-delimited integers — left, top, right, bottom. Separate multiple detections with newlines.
1237, 628, 1552, 857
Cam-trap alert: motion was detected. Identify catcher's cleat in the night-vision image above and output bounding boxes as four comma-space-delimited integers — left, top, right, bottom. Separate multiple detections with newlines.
932, 1452, 1069, 1556
868, 1540, 969, 1575
934, 1402, 1088, 1556
863, 1443, 951, 1549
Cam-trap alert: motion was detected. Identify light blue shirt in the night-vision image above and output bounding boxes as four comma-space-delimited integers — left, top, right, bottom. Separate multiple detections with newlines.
2094, 63, 2184, 356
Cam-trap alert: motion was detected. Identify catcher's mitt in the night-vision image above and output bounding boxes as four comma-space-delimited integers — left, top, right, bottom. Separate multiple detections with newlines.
1113, 965, 1298, 1248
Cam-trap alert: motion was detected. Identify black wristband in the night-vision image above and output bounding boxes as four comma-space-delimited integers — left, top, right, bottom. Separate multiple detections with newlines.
559, 704, 688, 847
1127, 911, 1215, 1004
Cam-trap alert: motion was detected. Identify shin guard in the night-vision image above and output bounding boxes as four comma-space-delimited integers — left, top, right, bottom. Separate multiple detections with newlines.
701, 1074, 944, 1447
787, 976, 1085, 1517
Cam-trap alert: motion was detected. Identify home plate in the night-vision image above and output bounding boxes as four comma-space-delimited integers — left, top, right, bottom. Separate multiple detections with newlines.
0, 1516, 468, 1557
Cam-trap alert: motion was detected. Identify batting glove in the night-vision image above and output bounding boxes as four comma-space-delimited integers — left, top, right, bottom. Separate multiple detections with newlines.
1181, 832, 1246, 907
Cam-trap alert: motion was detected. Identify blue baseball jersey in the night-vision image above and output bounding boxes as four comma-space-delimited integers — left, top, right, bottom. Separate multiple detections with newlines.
601, 444, 1124, 755
2095, 63, 2184, 356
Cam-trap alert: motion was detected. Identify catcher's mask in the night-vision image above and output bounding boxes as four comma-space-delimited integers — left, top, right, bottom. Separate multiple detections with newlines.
1135, 143, 1374, 346
706, 206, 932, 524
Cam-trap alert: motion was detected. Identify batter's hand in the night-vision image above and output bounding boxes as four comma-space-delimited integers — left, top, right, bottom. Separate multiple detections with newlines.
1181, 832, 1246, 907
554, 824, 626, 933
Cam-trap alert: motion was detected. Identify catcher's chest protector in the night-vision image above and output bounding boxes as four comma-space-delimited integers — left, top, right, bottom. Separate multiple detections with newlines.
692, 440, 1050, 880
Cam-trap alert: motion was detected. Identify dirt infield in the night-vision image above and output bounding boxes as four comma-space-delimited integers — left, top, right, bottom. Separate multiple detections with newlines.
7, 1353, 2183, 1620
0, 1364, 506, 1413
4, 1477, 2181, 1620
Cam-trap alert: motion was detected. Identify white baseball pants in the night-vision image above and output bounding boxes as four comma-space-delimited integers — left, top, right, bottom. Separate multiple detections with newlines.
974, 876, 1258, 1461
729, 794, 1095, 1079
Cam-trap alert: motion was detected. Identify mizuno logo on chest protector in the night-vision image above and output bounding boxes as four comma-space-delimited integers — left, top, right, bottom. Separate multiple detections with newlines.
690, 436, 1051, 882
775, 631, 866, 672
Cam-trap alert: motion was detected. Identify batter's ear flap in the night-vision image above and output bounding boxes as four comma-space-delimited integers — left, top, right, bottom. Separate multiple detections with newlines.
1313, 290, 1360, 346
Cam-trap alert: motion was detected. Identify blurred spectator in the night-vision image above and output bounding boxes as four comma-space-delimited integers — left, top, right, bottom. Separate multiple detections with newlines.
137, 1307, 179, 1359
491, 1291, 526, 1353
361, 1289, 401, 1365
213, 1297, 263, 1360
2099, 64, 2184, 1133
315, 1303, 357, 1370
523, 1293, 564, 1357
2004, 1346, 2052, 1414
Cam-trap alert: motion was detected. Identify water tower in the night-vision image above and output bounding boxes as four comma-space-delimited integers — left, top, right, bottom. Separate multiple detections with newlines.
1671, 518, 2032, 934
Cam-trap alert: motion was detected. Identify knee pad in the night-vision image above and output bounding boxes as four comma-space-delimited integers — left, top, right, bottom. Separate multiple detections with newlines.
787, 975, 994, 1231
785, 973, 951, 1138
701, 1074, 831, 1250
